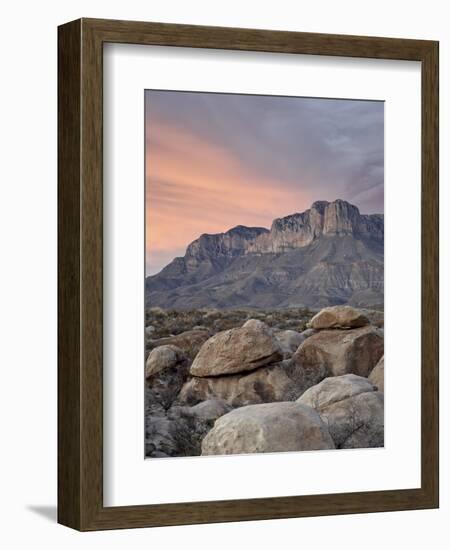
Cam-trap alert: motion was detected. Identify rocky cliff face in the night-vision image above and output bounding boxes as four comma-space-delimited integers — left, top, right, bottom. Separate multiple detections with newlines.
255, 199, 383, 252
184, 225, 269, 271
146, 199, 384, 309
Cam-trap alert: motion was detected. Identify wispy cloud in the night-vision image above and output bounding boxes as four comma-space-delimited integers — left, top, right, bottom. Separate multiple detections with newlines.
145, 91, 384, 274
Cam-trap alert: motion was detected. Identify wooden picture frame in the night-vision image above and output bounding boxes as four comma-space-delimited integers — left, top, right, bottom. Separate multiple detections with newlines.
58, 18, 439, 531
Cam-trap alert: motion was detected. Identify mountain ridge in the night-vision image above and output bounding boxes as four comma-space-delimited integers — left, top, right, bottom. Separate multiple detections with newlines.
146, 199, 384, 310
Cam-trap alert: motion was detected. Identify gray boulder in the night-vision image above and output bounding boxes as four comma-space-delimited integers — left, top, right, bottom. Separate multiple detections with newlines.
319, 391, 384, 449
369, 356, 384, 392
298, 374, 376, 410
201, 402, 335, 455
170, 399, 232, 422
145, 344, 185, 378
359, 309, 384, 328
297, 374, 383, 449
145, 347, 189, 410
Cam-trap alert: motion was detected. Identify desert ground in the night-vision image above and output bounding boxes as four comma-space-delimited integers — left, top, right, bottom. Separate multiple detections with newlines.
145, 305, 384, 458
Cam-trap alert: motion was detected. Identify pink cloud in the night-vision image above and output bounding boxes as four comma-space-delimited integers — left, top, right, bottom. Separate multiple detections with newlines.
146, 122, 312, 274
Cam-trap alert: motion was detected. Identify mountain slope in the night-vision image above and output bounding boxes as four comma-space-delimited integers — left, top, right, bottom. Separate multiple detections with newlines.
146, 199, 384, 310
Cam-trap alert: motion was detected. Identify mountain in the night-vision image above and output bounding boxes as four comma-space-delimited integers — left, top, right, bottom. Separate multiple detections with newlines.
145, 199, 384, 310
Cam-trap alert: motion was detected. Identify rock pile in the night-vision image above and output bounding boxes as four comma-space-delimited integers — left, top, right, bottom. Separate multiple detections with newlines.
145, 305, 384, 457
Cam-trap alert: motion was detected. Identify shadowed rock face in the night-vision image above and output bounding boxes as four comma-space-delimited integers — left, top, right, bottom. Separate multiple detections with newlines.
293, 326, 384, 378
177, 358, 327, 408
318, 391, 384, 449
297, 375, 384, 449
146, 199, 384, 309
369, 356, 384, 392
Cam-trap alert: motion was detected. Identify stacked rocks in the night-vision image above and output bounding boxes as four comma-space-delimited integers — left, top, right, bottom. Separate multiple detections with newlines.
145, 305, 384, 457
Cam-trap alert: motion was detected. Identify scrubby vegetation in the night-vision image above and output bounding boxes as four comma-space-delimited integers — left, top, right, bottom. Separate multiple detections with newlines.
145, 307, 315, 340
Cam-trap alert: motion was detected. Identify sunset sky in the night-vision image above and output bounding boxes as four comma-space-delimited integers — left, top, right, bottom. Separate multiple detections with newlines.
145, 91, 384, 275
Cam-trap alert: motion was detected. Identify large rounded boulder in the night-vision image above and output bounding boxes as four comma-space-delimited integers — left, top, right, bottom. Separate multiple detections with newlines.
298, 375, 383, 449
320, 392, 384, 449
293, 325, 383, 378
190, 319, 282, 377
298, 374, 376, 410
309, 305, 370, 330
145, 344, 185, 378
201, 402, 335, 455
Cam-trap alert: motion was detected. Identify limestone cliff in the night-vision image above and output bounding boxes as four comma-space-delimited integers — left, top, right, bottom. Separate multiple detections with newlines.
146, 199, 384, 309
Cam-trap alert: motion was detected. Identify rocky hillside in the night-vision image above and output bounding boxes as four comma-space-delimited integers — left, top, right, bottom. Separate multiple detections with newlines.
145, 305, 384, 457
146, 199, 384, 309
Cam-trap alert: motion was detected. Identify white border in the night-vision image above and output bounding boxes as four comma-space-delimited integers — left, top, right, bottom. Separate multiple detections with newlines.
103, 44, 421, 507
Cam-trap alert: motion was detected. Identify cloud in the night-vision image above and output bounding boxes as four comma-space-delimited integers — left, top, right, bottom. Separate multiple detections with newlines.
145, 91, 384, 274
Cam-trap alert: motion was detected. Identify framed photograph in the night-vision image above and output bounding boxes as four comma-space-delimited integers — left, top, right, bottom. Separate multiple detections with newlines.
58, 18, 439, 530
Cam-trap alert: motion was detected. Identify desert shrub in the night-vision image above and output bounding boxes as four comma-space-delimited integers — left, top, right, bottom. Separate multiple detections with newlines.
145, 306, 315, 340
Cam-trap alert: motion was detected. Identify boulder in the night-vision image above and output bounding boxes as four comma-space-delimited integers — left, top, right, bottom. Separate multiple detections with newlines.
293, 325, 384, 378
170, 399, 232, 422
201, 402, 335, 455
318, 392, 384, 449
275, 329, 306, 357
310, 305, 370, 329
190, 319, 282, 377
145, 361, 189, 410
145, 345, 185, 378
178, 359, 327, 407
298, 374, 376, 410
359, 309, 384, 328
369, 356, 384, 392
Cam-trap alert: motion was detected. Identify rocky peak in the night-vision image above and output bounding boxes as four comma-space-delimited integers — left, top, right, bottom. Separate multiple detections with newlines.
147, 198, 384, 309
258, 199, 382, 253
159, 199, 383, 274
184, 225, 269, 271
323, 199, 361, 236
310, 200, 330, 215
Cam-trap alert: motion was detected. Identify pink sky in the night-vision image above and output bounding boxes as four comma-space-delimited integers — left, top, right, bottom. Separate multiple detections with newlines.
146, 121, 313, 274
145, 91, 384, 275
